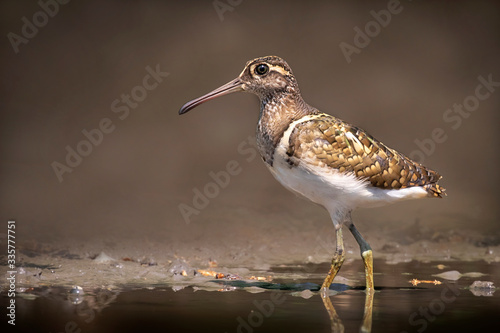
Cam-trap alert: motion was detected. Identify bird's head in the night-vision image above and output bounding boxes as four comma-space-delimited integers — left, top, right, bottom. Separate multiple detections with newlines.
179, 56, 298, 115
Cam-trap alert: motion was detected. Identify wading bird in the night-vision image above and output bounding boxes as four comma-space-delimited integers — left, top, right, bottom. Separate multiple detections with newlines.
179, 56, 445, 294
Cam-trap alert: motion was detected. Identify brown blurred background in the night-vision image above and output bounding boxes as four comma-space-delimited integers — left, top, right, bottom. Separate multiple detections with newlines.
1, 1, 499, 267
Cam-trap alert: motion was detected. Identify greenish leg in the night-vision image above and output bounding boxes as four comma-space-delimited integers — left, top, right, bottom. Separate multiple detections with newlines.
347, 220, 374, 292
321, 226, 345, 296
347, 217, 374, 332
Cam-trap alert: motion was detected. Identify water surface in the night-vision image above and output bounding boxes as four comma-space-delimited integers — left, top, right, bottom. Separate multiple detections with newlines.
4, 260, 499, 333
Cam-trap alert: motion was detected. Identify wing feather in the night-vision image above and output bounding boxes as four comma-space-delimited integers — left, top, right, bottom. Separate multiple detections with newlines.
285, 113, 445, 197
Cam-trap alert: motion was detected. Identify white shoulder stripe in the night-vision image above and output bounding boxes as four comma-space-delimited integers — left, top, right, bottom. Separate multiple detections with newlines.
280, 114, 325, 147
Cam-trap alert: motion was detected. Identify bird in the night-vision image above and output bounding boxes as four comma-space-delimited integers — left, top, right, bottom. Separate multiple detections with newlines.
179, 55, 445, 294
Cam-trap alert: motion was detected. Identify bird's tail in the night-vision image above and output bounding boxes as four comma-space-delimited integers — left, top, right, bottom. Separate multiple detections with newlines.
424, 183, 446, 198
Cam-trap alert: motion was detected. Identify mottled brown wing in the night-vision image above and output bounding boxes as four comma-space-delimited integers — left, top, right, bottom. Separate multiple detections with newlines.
286, 114, 445, 197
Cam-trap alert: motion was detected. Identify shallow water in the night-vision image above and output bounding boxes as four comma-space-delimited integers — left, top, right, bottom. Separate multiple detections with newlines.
3, 260, 499, 333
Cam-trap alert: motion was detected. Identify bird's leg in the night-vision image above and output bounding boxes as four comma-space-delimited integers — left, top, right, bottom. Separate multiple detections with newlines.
345, 215, 374, 292
345, 214, 374, 332
321, 224, 345, 296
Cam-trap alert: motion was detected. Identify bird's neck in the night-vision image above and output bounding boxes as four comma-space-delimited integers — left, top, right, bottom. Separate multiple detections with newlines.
256, 90, 317, 166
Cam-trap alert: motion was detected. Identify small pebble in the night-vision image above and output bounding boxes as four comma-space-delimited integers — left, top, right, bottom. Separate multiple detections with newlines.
93, 252, 116, 264
469, 281, 495, 297
68, 286, 84, 304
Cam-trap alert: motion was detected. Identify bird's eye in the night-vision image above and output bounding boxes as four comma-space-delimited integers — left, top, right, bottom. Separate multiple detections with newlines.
255, 64, 269, 76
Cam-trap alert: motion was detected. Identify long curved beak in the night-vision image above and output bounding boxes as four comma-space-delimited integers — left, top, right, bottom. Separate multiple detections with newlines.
179, 78, 244, 115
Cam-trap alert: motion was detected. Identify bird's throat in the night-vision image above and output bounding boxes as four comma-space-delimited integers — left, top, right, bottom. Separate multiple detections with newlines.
256, 92, 316, 166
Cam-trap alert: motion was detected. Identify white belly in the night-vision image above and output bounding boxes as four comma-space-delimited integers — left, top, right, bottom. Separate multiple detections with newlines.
266, 121, 429, 216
